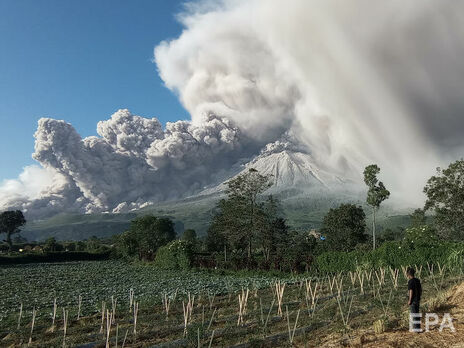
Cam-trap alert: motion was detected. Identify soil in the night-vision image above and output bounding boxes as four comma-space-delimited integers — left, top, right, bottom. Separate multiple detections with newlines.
318, 282, 464, 348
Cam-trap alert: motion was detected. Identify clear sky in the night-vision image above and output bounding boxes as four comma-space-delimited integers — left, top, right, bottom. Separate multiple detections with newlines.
0, 0, 189, 181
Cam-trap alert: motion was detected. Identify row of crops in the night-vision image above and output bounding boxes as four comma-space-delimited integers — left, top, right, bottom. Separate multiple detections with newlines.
1, 260, 462, 347
0, 260, 300, 325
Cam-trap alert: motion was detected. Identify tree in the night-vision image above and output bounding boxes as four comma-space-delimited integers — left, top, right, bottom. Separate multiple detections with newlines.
363, 164, 390, 250
0, 210, 26, 249
211, 169, 273, 260
319, 204, 367, 252
118, 215, 176, 260
424, 159, 464, 239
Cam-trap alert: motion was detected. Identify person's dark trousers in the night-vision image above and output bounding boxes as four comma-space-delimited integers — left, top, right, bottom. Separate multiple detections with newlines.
410, 302, 421, 332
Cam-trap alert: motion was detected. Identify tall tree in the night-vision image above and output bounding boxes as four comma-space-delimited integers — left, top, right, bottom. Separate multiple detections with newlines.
363, 164, 390, 250
424, 159, 464, 239
225, 168, 272, 258
0, 210, 26, 250
209, 169, 273, 260
320, 204, 367, 252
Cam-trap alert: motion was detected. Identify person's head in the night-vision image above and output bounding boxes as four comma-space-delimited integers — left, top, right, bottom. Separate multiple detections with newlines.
407, 267, 415, 279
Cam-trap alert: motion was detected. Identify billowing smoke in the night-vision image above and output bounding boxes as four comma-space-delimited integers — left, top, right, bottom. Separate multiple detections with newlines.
155, 0, 464, 201
2, 0, 464, 218
8, 109, 256, 218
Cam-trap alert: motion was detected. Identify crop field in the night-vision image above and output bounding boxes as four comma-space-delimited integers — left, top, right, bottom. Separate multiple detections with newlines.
0, 260, 463, 347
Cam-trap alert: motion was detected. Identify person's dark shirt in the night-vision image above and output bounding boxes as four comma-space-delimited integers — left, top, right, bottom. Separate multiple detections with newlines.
408, 277, 422, 303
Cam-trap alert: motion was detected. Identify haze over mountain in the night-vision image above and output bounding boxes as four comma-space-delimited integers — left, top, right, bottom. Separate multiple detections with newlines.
2, 0, 464, 220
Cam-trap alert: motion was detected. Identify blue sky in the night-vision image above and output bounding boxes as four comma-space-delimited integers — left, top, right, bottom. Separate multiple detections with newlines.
0, 0, 189, 181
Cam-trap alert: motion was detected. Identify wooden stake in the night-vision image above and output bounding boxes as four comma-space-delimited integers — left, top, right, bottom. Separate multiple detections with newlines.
77, 294, 82, 320
17, 303, 23, 330
28, 308, 36, 345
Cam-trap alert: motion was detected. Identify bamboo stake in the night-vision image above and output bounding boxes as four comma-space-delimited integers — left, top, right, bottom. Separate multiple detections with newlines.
17, 303, 23, 330
275, 281, 285, 317
349, 271, 357, 286
291, 308, 300, 343
401, 265, 409, 280
389, 268, 399, 289
207, 292, 215, 310
208, 329, 215, 348
100, 301, 106, 333
77, 294, 82, 320
237, 288, 249, 325
162, 293, 171, 319
207, 308, 216, 331
51, 298, 57, 332
106, 309, 112, 348
336, 295, 353, 329
28, 308, 36, 345
62, 308, 69, 348
133, 302, 139, 336
182, 295, 195, 336
111, 296, 117, 324
263, 299, 275, 335
358, 272, 365, 295
129, 288, 134, 310
328, 275, 336, 295
122, 329, 128, 348
335, 277, 344, 298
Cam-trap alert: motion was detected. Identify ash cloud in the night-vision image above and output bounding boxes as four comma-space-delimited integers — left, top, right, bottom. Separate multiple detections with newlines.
2, 109, 260, 218
2, 0, 464, 218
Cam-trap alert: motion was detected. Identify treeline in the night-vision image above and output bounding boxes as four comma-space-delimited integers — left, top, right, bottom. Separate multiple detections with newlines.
114, 159, 464, 273
3, 159, 464, 272
0, 235, 113, 264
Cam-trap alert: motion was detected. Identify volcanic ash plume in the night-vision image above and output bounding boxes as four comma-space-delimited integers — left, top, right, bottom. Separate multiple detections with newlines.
2, 0, 464, 218
1, 109, 256, 218
155, 0, 464, 200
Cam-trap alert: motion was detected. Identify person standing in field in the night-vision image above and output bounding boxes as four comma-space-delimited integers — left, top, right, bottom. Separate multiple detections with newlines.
407, 267, 422, 332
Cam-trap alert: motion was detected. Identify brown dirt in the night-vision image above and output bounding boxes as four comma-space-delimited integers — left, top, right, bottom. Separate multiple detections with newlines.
317, 282, 464, 348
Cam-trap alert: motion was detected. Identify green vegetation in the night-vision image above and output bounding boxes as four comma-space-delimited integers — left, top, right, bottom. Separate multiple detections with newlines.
0, 210, 26, 249
3, 159, 464, 345
117, 215, 176, 261
319, 204, 367, 252
364, 164, 390, 249
154, 240, 194, 270
424, 159, 464, 239
1, 259, 462, 347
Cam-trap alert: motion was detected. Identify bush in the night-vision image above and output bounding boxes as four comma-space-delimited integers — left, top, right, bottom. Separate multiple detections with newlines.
404, 225, 438, 248
316, 240, 464, 273
154, 240, 193, 270
315, 250, 364, 273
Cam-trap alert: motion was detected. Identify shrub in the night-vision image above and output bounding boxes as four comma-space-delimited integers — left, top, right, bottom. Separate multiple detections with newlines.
404, 225, 439, 248
316, 240, 464, 272
154, 240, 193, 270
315, 250, 364, 273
